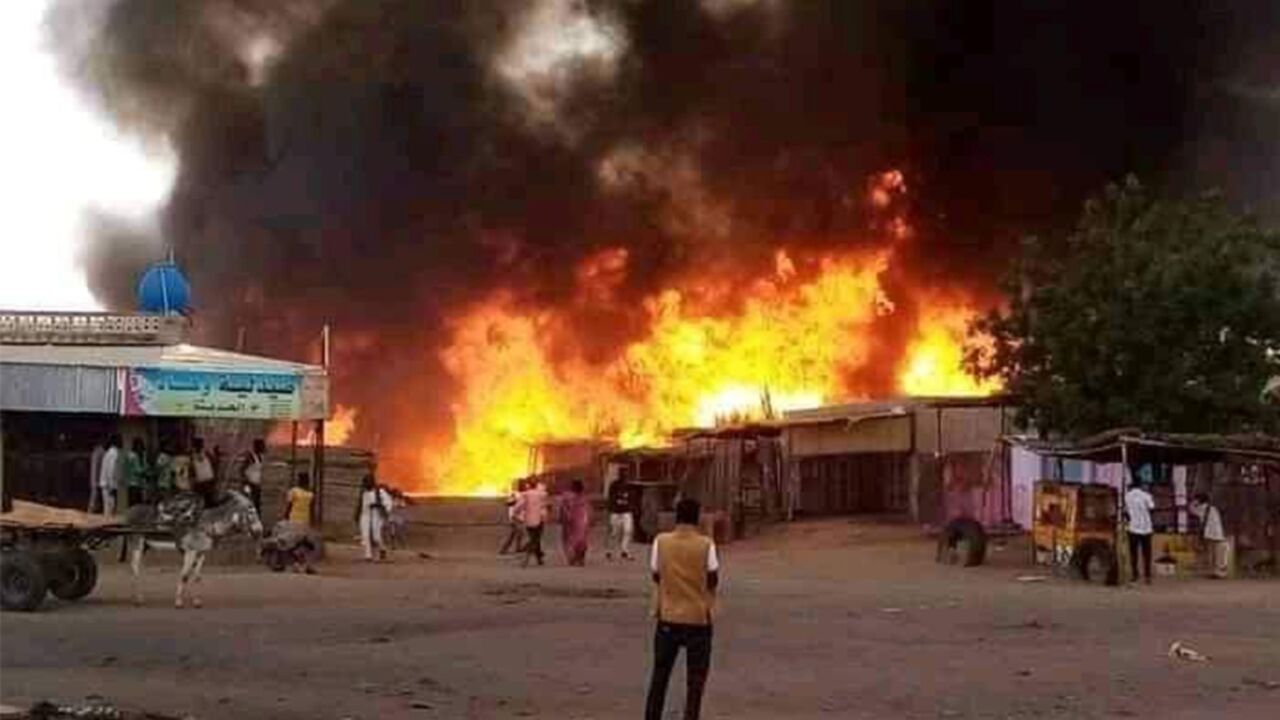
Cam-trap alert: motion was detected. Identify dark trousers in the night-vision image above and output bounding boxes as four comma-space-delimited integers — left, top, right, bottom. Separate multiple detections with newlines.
500, 521, 526, 554
245, 484, 262, 513
1128, 532, 1153, 582
646, 622, 713, 720
522, 524, 544, 565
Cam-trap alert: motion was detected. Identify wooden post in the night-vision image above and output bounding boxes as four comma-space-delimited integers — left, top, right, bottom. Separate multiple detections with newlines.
314, 323, 330, 528
0, 410, 9, 513
1118, 441, 1130, 582
312, 419, 325, 529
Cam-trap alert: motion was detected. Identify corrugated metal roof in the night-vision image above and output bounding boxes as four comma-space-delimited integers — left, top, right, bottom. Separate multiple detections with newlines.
782, 395, 1009, 423
0, 343, 323, 375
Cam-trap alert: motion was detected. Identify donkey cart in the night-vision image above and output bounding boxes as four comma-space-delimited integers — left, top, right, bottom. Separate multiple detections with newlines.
0, 501, 133, 612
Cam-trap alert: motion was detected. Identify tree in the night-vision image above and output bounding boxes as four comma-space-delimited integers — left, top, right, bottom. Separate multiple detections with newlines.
969, 178, 1280, 438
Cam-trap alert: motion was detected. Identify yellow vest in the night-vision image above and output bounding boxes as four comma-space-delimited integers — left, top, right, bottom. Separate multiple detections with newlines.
654, 526, 715, 625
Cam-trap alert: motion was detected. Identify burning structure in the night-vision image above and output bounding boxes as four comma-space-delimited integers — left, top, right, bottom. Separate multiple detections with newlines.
48, 1, 1273, 495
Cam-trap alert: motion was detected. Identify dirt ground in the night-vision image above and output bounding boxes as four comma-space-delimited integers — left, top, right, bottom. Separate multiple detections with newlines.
3, 519, 1279, 719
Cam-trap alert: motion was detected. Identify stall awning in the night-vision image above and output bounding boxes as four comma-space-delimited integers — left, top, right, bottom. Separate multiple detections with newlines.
1006, 428, 1280, 465
1, 342, 328, 420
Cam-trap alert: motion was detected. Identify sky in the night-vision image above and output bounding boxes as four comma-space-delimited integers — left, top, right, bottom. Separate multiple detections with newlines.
0, 0, 174, 312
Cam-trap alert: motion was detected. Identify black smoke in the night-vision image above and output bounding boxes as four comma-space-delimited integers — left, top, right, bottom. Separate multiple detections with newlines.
48, 0, 1277, 476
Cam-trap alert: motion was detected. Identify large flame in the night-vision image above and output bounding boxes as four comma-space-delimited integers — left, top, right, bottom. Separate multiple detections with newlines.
899, 302, 1002, 397
421, 253, 995, 496
406, 170, 997, 496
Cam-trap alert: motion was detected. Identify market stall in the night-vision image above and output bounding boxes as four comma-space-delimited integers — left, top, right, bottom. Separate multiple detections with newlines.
1009, 430, 1280, 580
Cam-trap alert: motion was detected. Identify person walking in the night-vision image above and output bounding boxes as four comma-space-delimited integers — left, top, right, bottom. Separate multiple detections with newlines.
1124, 478, 1155, 584
514, 479, 549, 567
240, 439, 266, 513
605, 475, 637, 560
1191, 493, 1230, 578
99, 434, 123, 516
356, 474, 393, 562
560, 480, 592, 566
499, 480, 528, 555
645, 498, 720, 720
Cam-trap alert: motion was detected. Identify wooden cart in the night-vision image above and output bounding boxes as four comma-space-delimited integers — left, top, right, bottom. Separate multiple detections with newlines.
1, 501, 133, 611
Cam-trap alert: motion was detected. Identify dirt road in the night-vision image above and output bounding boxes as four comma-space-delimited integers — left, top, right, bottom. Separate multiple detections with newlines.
3, 520, 1278, 719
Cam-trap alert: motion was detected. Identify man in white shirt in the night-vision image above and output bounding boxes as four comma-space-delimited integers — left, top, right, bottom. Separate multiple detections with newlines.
98, 434, 122, 516
1191, 493, 1230, 578
1124, 480, 1155, 584
513, 480, 549, 567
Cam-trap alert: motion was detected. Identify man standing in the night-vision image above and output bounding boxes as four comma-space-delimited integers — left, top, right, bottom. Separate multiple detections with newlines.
98, 434, 122, 516
87, 438, 106, 513
514, 479, 548, 567
1191, 493, 1230, 578
190, 437, 217, 507
646, 498, 719, 720
605, 475, 636, 560
240, 439, 266, 513
1124, 478, 1155, 584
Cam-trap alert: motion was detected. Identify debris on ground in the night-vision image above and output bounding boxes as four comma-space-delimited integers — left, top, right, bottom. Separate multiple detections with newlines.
1015, 575, 1048, 583
879, 607, 904, 614
1168, 641, 1210, 662
12, 701, 190, 720
1241, 677, 1280, 690
482, 583, 629, 601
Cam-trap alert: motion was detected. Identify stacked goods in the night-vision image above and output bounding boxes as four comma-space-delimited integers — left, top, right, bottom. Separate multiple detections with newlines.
261, 446, 376, 534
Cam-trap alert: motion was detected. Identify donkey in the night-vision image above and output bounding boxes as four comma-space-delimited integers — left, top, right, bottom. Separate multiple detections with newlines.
125, 490, 264, 608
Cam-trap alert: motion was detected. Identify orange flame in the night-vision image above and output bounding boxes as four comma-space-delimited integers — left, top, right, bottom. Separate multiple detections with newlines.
268, 404, 358, 447
404, 170, 998, 496
898, 303, 1001, 397
420, 255, 997, 495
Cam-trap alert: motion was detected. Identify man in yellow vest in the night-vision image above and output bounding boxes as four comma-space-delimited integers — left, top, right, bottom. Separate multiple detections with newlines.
645, 498, 720, 720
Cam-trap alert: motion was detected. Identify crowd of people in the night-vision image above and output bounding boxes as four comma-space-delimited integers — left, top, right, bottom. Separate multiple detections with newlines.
501, 475, 642, 568
87, 434, 262, 516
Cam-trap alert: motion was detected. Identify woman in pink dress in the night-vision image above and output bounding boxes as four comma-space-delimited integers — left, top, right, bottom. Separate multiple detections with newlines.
560, 480, 592, 566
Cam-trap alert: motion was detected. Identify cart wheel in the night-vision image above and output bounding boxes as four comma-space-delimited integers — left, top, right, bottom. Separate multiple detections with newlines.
1074, 539, 1119, 586
2, 549, 49, 612
47, 548, 99, 601
936, 518, 988, 567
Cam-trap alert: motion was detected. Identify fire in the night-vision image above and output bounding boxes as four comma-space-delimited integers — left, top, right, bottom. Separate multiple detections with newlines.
898, 304, 1001, 397
421, 249, 997, 496
404, 170, 998, 496
268, 404, 358, 447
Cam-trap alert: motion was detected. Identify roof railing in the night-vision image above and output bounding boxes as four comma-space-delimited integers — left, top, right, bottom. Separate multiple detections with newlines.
0, 311, 189, 346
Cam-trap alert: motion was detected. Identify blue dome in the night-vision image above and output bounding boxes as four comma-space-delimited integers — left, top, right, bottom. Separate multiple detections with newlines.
136, 262, 192, 315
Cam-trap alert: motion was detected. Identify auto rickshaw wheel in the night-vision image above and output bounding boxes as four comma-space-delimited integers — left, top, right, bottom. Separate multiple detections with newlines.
1074, 539, 1119, 586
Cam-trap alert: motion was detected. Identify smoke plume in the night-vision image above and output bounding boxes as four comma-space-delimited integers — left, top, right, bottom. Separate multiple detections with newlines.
47, 0, 1277, 482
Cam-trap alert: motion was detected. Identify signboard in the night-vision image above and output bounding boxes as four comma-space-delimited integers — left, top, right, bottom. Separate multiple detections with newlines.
123, 368, 325, 420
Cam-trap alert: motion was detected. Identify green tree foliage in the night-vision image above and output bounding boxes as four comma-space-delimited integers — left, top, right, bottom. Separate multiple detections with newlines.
969, 178, 1280, 437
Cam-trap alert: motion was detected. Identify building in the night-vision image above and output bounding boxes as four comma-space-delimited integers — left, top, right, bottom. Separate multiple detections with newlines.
782, 396, 1016, 528
1, 311, 329, 512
